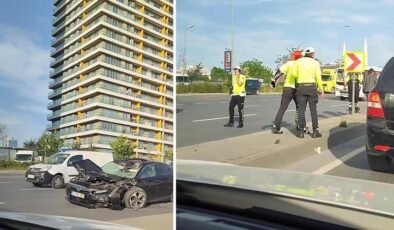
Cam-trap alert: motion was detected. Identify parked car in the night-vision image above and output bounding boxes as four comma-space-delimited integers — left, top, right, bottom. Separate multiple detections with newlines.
25, 151, 113, 189
65, 158, 173, 210
245, 79, 262, 95
366, 57, 394, 172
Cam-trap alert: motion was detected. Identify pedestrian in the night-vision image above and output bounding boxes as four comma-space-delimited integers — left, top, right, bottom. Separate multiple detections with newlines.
292, 47, 324, 138
224, 65, 246, 128
272, 51, 302, 134
344, 72, 362, 114
363, 68, 377, 99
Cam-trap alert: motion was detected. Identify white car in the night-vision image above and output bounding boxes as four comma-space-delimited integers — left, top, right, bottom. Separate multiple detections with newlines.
25, 151, 113, 189
335, 81, 366, 101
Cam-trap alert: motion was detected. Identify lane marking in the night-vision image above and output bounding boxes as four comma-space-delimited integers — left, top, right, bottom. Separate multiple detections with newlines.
312, 146, 365, 175
219, 101, 229, 104
20, 188, 52, 191
195, 102, 210, 105
0, 202, 4, 205
244, 105, 259, 108
0, 182, 10, 184
177, 104, 184, 106
192, 114, 257, 122
330, 104, 348, 107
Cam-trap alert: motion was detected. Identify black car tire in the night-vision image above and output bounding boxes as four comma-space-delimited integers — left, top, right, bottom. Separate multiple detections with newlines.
367, 154, 392, 172
340, 96, 345, 101
51, 174, 64, 189
124, 187, 147, 209
32, 183, 41, 187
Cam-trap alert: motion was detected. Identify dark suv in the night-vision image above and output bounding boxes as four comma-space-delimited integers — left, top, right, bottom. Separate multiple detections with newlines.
246, 79, 261, 95
366, 57, 394, 172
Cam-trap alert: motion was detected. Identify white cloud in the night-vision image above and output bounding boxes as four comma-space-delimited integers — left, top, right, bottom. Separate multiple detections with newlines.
347, 14, 377, 24
252, 15, 293, 24
0, 25, 50, 144
0, 25, 50, 104
368, 33, 394, 67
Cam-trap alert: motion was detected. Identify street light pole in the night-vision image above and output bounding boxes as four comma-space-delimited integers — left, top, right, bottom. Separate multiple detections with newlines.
183, 25, 194, 78
231, 0, 234, 71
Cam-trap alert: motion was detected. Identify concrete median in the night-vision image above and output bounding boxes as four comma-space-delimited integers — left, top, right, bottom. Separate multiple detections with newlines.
177, 113, 366, 169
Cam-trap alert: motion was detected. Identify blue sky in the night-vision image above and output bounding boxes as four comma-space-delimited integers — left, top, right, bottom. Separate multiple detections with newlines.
0, 0, 52, 146
176, 0, 394, 70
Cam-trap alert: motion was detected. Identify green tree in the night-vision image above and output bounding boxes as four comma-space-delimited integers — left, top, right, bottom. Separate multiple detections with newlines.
274, 46, 302, 67
72, 140, 81, 150
240, 59, 273, 83
210, 67, 228, 82
165, 149, 173, 162
110, 136, 136, 160
187, 63, 204, 82
38, 133, 63, 160
23, 139, 38, 150
0, 123, 7, 147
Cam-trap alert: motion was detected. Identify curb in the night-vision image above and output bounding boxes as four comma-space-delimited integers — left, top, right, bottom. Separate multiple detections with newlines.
177, 114, 366, 168
239, 123, 365, 169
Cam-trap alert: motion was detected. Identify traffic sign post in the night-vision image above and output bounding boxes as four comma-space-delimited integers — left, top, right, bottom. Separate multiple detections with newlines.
344, 51, 365, 116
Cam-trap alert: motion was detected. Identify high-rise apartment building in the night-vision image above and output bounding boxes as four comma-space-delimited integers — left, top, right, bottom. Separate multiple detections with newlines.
47, 0, 174, 161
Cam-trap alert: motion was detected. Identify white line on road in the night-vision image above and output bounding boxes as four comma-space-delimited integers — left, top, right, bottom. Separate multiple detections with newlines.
244, 105, 259, 107
312, 146, 365, 175
0, 202, 4, 205
195, 102, 210, 105
20, 188, 53, 191
177, 104, 184, 106
219, 101, 229, 104
192, 114, 257, 122
330, 104, 348, 107
0, 182, 10, 184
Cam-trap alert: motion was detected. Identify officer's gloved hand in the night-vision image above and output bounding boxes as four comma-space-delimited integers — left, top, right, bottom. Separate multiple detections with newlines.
270, 78, 276, 88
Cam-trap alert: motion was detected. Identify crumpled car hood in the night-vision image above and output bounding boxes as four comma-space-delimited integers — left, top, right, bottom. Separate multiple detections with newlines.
73, 159, 120, 182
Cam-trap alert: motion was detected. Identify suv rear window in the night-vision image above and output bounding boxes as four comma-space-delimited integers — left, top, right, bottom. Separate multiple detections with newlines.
377, 57, 394, 91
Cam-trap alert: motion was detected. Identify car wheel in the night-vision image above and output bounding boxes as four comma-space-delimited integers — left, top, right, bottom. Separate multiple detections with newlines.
124, 187, 147, 209
51, 174, 64, 189
32, 183, 41, 187
340, 96, 345, 101
367, 154, 392, 172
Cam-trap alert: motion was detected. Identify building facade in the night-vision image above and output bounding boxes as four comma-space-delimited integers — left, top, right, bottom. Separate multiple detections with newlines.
48, 0, 174, 161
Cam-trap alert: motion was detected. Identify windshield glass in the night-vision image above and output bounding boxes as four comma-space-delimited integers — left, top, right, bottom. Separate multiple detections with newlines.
15, 154, 32, 161
101, 162, 138, 179
321, 75, 332, 81
246, 80, 260, 87
46, 154, 69, 165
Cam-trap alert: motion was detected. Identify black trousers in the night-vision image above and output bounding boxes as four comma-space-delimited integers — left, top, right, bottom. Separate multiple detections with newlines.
274, 87, 298, 127
296, 85, 319, 130
229, 95, 245, 124
347, 80, 360, 104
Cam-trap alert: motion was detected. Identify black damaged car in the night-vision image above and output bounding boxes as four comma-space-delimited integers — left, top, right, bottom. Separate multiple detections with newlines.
65, 158, 172, 210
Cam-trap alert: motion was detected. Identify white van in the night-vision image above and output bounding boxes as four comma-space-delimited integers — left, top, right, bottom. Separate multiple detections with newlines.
25, 151, 113, 189
15, 150, 37, 163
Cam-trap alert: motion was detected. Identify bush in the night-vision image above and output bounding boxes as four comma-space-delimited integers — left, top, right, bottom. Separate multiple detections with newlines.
177, 82, 228, 94
0, 160, 36, 170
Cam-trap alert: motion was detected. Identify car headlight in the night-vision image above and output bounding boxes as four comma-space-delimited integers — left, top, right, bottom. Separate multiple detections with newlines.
40, 165, 52, 171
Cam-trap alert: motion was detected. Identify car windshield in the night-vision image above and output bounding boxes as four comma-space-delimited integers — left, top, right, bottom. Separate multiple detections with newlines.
46, 154, 69, 165
101, 162, 138, 179
15, 154, 32, 161
321, 75, 332, 81
246, 80, 259, 87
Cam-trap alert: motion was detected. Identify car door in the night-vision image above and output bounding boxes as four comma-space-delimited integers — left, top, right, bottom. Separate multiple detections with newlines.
137, 164, 162, 201
64, 155, 83, 183
155, 164, 173, 200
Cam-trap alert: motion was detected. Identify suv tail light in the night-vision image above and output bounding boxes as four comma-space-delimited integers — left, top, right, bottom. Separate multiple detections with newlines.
367, 91, 385, 119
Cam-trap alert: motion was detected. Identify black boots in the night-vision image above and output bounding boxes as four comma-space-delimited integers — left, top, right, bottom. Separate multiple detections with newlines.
272, 125, 283, 134
224, 122, 234, 127
312, 129, 322, 138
